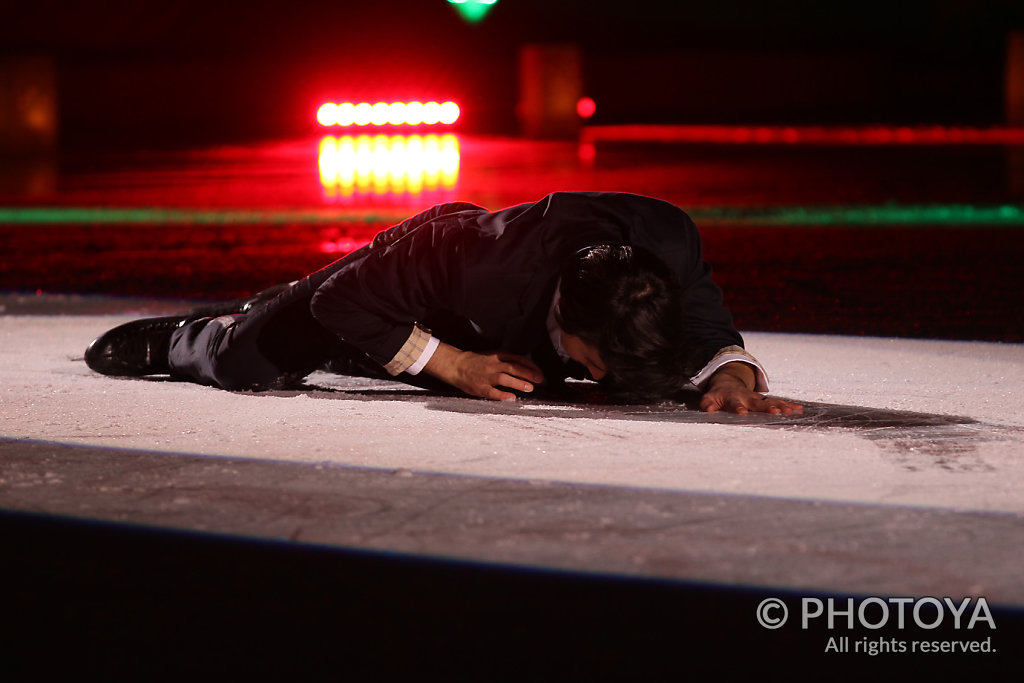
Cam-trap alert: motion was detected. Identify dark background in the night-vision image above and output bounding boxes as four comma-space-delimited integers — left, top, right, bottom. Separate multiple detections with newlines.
3, 0, 1023, 148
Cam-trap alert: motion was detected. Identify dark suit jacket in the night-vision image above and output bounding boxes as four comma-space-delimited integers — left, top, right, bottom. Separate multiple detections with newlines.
309, 192, 743, 382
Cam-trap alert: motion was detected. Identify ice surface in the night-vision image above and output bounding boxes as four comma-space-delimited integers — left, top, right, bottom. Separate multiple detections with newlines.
2, 314, 1022, 513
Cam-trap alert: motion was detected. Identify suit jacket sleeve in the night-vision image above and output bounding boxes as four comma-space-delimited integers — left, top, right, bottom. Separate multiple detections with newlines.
659, 209, 744, 365
309, 202, 484, 368
625, 197, 759, 383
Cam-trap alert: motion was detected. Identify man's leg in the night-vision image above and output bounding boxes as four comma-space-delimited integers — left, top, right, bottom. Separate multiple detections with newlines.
84, 280, 300, 379
85, 240, 431, 390
168, 277, 355, 390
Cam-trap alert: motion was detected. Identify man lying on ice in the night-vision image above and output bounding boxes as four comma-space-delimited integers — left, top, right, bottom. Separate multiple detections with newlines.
85, 192, 802, 414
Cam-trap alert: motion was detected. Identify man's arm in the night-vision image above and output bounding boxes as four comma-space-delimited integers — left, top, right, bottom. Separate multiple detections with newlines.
311, 202, 550, 400
623, 198, 799, 413
310, 207, 481, 369
423, 341, 545, 401
699, 362, 803, 415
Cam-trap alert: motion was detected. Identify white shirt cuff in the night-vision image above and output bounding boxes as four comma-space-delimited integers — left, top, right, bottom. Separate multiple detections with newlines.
689, 345, 770, 393
405, 335, 440, 376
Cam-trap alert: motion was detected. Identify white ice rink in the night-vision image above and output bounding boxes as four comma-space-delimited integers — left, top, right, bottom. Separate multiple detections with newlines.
3, 312, 1022, 514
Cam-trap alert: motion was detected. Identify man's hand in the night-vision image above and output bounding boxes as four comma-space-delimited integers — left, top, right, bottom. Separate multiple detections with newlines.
424, 342, 545, 401
699, 361, 803, 415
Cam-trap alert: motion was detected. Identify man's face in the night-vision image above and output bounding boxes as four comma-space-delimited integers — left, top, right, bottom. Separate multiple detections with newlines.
560, 332, 607, 381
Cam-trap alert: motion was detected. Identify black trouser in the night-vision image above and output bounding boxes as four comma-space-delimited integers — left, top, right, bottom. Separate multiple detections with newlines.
166, 247, 456, 393
167, 265, 358, 390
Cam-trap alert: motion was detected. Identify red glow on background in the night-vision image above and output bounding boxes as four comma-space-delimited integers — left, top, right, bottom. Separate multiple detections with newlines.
581, 124, 1024, 146
576, 97, 596, 119
318, 134, 460, 199
317, 101, 460, 127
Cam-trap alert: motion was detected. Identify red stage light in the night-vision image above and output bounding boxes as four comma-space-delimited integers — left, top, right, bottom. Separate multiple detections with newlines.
316, 103, 337, 126
405, 101, 424, 125
370, 102, 390, 126
576, 97, 596, 119
336, 103, 356, 126
438, 101, 460, 125
354, 103, 373, 126
317, 101, 460, 127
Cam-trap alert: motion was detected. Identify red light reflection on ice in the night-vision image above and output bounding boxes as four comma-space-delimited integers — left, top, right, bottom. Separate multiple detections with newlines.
318, 133, 460, 199
319, 236, 372, 255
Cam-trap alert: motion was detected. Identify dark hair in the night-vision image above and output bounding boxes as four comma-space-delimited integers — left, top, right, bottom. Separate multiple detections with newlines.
555, 245, 697, 403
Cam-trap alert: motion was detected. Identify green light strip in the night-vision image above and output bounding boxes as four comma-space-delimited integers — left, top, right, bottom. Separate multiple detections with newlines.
0, 207, 411, 225
1, 205, 1023, 227
694, 204, 1024, 226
